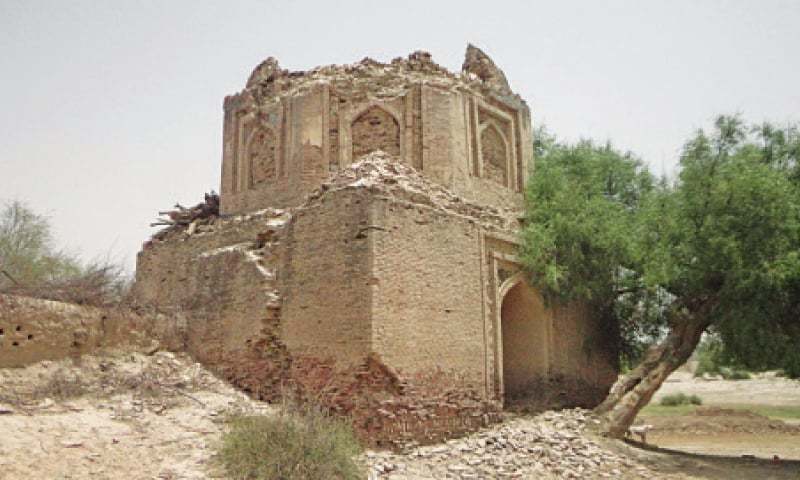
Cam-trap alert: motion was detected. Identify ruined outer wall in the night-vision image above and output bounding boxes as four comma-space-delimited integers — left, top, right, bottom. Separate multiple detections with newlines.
133, 191, 376, 373
131, 212, 286, 374
0, 295, 175, 368
281, 188, 373, 366
368, 195, 487, 389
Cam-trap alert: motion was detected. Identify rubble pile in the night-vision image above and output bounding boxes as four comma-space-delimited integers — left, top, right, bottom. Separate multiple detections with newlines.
307, 151, 521, 230
365, 409, 659, 479
147, 152, 518, 248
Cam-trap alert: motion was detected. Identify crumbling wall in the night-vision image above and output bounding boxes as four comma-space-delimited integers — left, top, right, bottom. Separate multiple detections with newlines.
220, 48, 530, 216
131, 209, 291, 395
0, 295, 178, 368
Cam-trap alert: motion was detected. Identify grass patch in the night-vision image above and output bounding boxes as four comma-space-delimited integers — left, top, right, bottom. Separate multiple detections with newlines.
642, 403, 699, 416
660, 392, 702, 407
727, 404, 800, 421
218, 403, 363, 480
641, 403, 800, 421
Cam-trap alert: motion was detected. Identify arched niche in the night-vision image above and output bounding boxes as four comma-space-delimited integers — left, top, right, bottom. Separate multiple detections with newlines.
246, 127, 277, 188
350, 106, 401, 160
480, 122, 509, 186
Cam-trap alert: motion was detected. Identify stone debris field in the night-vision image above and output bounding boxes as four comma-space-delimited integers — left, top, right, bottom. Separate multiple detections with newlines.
365, 410, 659, 479
0, 351, 675, 480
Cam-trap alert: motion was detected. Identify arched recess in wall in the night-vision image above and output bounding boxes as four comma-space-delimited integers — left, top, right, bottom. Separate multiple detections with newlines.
351, 106, 401, 160
480, 122, 509, 186
498, 273, 549, 400
246, 127, 277, 188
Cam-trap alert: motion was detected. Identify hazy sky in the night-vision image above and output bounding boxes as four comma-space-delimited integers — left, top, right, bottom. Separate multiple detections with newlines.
2, 0, 798, 271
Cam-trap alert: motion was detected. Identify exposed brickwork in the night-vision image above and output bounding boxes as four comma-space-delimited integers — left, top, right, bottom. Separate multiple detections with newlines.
130, 47, 618, 445
220, 47, 531, 215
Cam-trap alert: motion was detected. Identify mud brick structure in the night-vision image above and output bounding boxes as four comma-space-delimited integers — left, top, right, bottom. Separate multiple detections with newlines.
0, 295, 182, 368
130, 46, 619, 445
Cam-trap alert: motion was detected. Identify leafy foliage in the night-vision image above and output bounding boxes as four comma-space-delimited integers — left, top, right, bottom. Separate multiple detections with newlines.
523, 118, 800, 375
0, 200, 81, 286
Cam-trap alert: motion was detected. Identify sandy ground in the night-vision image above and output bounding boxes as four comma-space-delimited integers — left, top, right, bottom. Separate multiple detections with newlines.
655, 370, 800, 407
639, 369, 800, 464
0, 351, 272, 480
1, 353, 798, 479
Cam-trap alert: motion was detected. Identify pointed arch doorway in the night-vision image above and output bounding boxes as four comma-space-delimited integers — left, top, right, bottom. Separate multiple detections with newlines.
498, 274, 550, 400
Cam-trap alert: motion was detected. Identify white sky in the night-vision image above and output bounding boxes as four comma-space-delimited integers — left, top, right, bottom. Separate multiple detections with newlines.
1, 0, 798, 271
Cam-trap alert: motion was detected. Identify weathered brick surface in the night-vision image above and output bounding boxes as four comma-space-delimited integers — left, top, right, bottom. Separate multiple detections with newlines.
129, 47, 618, 444
0, 295, 181, 367
219, 48, 530, 215
369, 196, 487, 389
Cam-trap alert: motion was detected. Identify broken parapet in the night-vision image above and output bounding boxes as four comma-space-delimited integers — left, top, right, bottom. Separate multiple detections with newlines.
238, 46, 524, 104
462, 44, 513, 95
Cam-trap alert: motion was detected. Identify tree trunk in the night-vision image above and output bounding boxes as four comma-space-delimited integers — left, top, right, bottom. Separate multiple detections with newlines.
595, 312, 712, 438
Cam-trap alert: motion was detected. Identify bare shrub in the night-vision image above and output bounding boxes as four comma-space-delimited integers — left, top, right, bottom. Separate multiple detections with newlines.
218, 401, 363, 480
31, 368, 87, 400
3, 259, 131, 307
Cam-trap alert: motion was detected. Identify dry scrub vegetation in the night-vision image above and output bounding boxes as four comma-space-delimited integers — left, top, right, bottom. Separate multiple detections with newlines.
218, 403, 364, 480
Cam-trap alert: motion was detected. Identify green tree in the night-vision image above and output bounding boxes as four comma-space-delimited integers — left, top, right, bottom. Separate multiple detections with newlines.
0, 200, 80, 288
521, 117, 800, 437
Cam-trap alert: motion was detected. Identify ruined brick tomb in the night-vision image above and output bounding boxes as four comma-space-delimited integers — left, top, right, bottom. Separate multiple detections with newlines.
129, 46, 619, 444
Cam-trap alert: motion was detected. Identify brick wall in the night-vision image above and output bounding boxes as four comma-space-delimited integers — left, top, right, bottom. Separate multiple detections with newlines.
369, 195, 487, 391
281, 189, 373, 366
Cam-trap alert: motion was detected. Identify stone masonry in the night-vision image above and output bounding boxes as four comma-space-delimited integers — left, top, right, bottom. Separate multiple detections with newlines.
130, 46, 619, 445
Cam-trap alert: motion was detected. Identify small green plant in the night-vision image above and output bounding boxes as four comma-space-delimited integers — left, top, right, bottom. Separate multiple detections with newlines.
660, 392, 702, 407
660, 393, 687, 406
218, 403, 363, 480
719, 367, 751, 380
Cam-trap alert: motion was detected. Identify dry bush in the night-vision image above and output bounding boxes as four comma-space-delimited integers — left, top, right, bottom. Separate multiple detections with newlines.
31, 367, 88, 400
218, 401, 363, 480
2, 259, 131, 307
